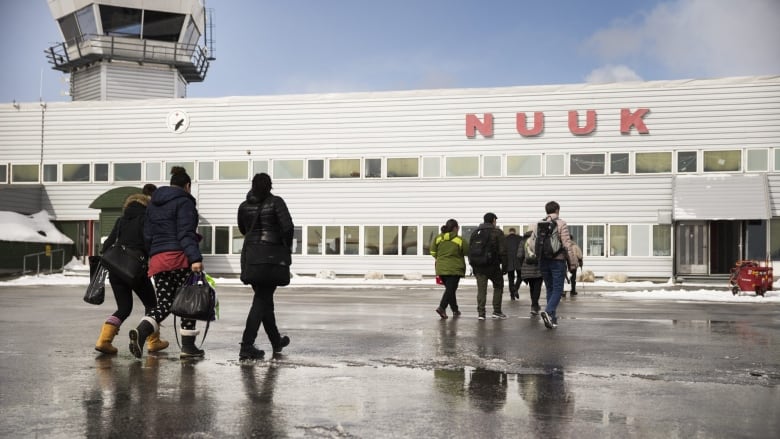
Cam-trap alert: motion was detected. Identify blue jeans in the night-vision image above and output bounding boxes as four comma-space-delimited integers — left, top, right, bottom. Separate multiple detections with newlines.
540, 258, 567, 321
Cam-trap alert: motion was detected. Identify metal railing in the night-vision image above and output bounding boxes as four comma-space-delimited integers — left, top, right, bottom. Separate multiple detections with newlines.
22, 249, 66, 275
45, 34, 210, 82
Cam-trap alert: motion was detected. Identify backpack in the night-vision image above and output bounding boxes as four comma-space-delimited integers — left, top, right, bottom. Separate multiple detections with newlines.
535, 218, 563, 260
468, 228, 495, 266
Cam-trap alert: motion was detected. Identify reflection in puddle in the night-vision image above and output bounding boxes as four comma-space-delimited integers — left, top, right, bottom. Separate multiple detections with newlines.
673, 320, 771, 345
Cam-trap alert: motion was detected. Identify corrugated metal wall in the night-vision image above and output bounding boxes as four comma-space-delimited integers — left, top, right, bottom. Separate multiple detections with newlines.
2, 76, 779, 277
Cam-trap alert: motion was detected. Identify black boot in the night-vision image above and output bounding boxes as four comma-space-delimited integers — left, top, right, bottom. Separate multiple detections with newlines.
272, 335, 290, 355
180, 334, 205, 359
128, 318, 156, 359
239, 343, 265, 360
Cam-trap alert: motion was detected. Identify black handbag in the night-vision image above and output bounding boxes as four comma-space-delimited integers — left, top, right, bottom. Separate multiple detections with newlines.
101, 244, 148, 284
170, 272, 217, 321
83, 256, 107, 305
241, 243, 291, 286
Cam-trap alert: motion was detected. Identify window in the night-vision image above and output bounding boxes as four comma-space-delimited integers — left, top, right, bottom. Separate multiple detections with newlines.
446, 157, 478, 177
586, 225, 605, 257
422, 226, 439, 256
11, 164, 39, 183
401, 226, 418, 255
274, 160, 303, 179
308, 160, 324, 179
387, 158, 418, 178
325, 226, 340, 254
609, 225, 628, 256
507, 155, 541, 176
63, 164, 90, 182
100, 5, 142, 37
58, 5, 95, 44
383, 226, 399, 255
677, 151, 697, 173
307, 226, 322, 254
630, 225, 651, 257
198, 161, 213, 181
746, 149, 768, 172
703, 150, 740, 172
215, 226, 230, 254
775, 149, 780, 172
166, 162, 194, 178
483, 156, 501, 177
570, 154, 605, 175
94, 163, 109, 181
58, 14, 80, 44
142, 10, 185, 42
253, 160, 268, 175
232, 226, 244, 254
146, 162, 162, 182
182, 18, 200, 47
198, 226, 213, 254
76, 5, 97, 36
422, 157, 440, 178
545, 154, 565, 176
364, 226, 380, 255
218, 161, 248, 180
365, 159, 382, 178
292, 227, 302, 254
114, 163, 141, 181
653, 225, 672, 256
745, 220, 766, 260
568, 225, 583, 249
770, 219, 780, 259
0, 164, 6, 183
635, 152, 671, 173
610, 153, 629, 174
330, 159, 360, 178
344, 226, 359, 255
43, 164, 58, 182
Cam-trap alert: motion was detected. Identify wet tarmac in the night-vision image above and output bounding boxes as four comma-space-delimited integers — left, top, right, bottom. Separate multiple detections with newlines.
0, 282, 778, 438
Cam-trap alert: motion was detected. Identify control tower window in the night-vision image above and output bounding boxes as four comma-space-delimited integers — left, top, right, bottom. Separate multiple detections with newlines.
100, 5, 142, 38
58, 5, 96, 44
182, 18, 200, 47
143, 10, 185, 42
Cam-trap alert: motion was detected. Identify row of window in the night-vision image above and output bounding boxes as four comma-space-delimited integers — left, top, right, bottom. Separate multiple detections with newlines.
196, 223, 673, 258
3, 148, 778, 184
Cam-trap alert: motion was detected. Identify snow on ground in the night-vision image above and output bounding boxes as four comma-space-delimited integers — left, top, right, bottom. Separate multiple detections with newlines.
2, 257, 778, 304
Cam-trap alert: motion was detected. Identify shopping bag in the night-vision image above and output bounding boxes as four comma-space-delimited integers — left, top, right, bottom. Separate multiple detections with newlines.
170, 272, 217, 321
84, 256, 107, 305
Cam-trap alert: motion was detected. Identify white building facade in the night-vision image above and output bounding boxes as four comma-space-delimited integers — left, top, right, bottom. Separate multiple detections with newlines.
2, 75, 779, 279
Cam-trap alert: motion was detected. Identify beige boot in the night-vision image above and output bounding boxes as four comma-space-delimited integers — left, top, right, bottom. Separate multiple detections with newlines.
146, 331, 169, 353
95, 322, 119, 354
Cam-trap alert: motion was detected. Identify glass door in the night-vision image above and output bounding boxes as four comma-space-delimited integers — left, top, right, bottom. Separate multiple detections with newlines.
676, 222, 708, 275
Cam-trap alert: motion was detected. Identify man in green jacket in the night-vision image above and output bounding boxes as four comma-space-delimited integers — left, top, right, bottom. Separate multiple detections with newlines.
430, 219, 469, 319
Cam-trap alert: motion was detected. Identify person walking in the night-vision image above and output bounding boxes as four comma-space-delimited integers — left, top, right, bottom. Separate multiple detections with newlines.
468, 212, 507, 320
94, 191, 168, 354
537, 201, 578, 329
519, 230, 543, 316
504, 228, 522, 300
430, 219, 469, 319
129, 166, 205, 359
237, 173, 294, 360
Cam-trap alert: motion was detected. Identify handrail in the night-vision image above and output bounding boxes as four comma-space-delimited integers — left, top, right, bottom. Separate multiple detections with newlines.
22, 249, 66, 275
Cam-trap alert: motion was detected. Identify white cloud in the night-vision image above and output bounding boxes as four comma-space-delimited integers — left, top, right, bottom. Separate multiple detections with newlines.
585, 0, 780, 78
585, 65, 644, 83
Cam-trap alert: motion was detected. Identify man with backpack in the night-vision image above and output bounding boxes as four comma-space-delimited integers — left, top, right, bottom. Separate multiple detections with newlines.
468, 212, 507, 320
536, 201, 578, 329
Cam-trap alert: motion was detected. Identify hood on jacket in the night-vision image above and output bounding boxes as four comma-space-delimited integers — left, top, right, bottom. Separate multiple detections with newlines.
151, 185, 194, 207
123, 193, 149, 210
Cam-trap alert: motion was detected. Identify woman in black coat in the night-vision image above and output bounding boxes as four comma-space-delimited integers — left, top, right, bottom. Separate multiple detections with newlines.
95, 192, 167, 354
237, 173, 294, 360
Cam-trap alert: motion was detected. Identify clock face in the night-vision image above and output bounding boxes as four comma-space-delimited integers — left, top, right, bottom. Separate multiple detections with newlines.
167, 110, 190, 133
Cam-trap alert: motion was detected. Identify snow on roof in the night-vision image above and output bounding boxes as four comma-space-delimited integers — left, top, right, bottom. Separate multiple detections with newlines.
0, 210, 74, 244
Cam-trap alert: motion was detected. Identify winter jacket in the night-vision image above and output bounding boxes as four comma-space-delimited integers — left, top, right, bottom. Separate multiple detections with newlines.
430, 231, 469, 276
237, 190, 295, 278
518, 233, 542, 280
504, 232, 522, 271
144, 185, 202, 264
101, 194, 149, 255
469, 223, 507, 275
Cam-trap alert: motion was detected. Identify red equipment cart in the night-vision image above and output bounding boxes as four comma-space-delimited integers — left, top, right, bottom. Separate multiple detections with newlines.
728, 259, 773, 296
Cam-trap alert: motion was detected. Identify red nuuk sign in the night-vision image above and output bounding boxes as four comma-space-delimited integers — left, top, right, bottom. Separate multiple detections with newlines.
466, 108, 650, 137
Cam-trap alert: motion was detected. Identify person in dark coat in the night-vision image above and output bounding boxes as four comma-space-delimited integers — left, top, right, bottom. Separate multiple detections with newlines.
95, 192, 168, 354
129, 166, 205, 359
469, 212, 507, 320
504, 228, 522, 300
519, 230, 543, 316
237, 173, 294, 360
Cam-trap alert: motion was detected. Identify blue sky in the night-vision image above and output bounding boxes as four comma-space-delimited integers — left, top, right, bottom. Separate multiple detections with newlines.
1, 0, 778, 103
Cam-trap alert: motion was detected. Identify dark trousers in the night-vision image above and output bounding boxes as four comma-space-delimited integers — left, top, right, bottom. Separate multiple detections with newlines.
526, 278, 543, 309
570, 267, 578, 294
241, 283, 281, 347
108, 273, 156, 322
438, 275, 461, 312
507, 269, 521, 294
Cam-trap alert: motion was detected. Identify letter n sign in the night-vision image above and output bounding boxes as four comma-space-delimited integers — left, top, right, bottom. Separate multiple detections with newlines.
466, 113, 494, 138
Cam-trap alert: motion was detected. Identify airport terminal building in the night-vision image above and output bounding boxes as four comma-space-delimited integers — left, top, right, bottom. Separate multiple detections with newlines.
1, 1, 779, 279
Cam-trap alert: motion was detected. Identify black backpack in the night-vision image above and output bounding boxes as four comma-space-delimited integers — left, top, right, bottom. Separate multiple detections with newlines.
535, 218, 563, 260
468, 228, 495, 266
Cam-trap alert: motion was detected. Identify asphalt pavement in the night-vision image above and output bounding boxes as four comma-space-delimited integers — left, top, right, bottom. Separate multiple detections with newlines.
0, 282, 778, 438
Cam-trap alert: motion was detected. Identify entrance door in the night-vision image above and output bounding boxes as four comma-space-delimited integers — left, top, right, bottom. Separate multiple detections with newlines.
676, 222, 708, 275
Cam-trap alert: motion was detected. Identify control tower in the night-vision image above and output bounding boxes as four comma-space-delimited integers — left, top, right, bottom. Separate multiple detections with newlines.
45, 0, 214, 101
